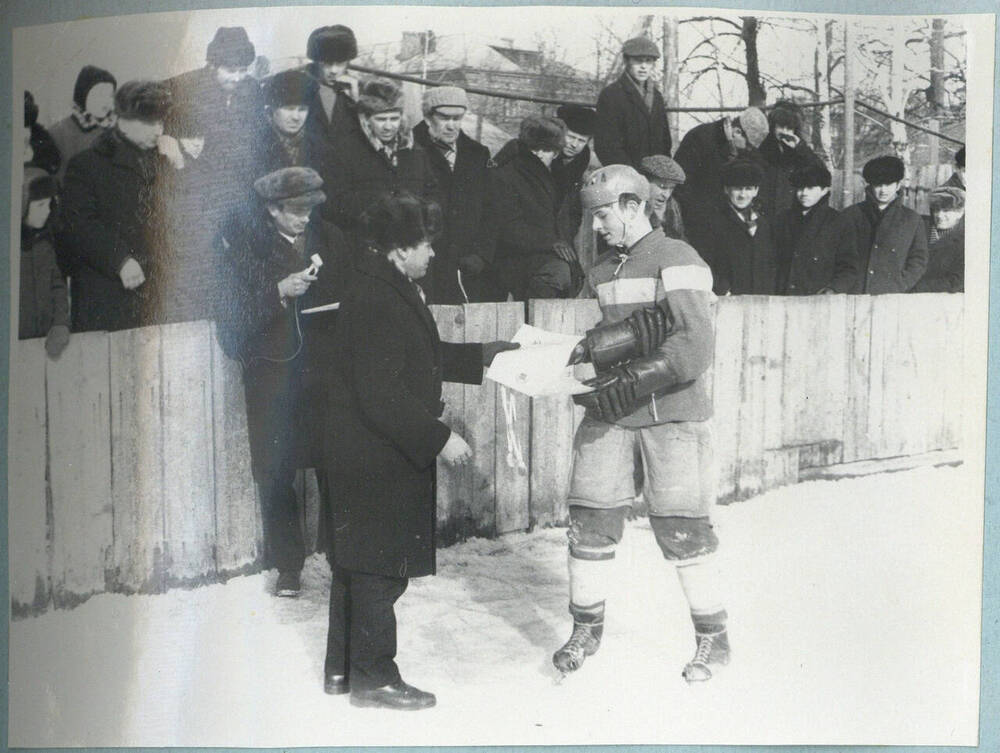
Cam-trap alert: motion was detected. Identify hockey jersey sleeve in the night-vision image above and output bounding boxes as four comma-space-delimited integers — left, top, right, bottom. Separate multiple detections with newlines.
653, 261, 715, 387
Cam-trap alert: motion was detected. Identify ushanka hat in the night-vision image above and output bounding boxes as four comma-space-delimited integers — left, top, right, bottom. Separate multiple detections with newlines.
206, 27, 255, 68
862, 155, 905, 185
357, 79, 404, 116
307, 25, 358, 63
518, 115, 565, 153
360, 191, 441, 252
789, 163, 832, 188
254, 166, 326, 209
265, 70, 318, 108
556, 105, 596, 137
114, 80, 171, 123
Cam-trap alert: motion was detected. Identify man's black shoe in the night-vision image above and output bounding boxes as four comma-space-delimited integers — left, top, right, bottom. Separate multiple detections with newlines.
350, 680, 436, 710
276, 571, 301, 597
324, 673, 349, 695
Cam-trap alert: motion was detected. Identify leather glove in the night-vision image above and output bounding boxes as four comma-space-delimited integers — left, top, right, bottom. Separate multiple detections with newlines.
567, 302, 674, 370
482, 340, 520, 366
458, 254, 486, 276
45, 324, 70, 359
572, 353, 674, 422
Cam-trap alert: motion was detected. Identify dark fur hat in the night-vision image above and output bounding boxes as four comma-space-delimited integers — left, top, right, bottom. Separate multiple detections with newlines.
206, 27, 255, 68
357, 79, 404, 116
73, 65, 117, 110
789, 163, 832, 189
360, 191, 441, 252
767, 100, 803, 132
22, 166, 56, 217
518, 115, 566, 153
556, 105, 596, 137
254, 166, 326, 209
24, 91, 38, 127
115, 80, 172, 123
265, 70, 318, 108
307, 25, 358, 63
720, 158, 764, 188
862, 155, 905, 185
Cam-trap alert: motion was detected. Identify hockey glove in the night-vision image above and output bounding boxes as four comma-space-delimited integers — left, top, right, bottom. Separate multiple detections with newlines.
567, 301, 674, 370
572, 353, 675, 422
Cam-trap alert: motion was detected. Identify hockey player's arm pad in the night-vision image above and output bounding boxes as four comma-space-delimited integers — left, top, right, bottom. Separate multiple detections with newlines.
567, 301, 674, 370
572, 352, 673, 422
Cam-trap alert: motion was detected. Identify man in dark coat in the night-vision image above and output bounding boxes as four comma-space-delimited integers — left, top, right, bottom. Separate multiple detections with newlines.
773, 163, 842, 295
698, 158, 777, 295
59, 80, 174, 332
303, 25, 361, 149
594, 36, 672, 170
673, 106, 768, 258
757, 101, 826, 218
412, 85, 493, 303
216, 167, 352, 598
552, 105, 596, 270
327, 79, 439, 244
827, 155, 928, 294
913, 186, 964, 293
489, 115, 577, 301
323, 192, 517, 709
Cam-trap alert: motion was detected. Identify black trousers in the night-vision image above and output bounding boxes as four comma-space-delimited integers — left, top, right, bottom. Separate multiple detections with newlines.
325, 564, 409, 691
258, 465, 304, 575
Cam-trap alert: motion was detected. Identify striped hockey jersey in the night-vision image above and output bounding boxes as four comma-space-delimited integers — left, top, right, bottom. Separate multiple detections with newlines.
585, 229, 715, 427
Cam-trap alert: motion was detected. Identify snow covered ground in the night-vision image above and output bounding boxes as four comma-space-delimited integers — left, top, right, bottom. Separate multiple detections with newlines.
9, 464, 982, 747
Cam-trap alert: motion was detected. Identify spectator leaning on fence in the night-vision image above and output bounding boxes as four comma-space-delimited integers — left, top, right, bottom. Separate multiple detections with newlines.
773, 163, 842, 295
943, 145, 965, 190
638, 154, 687, 241
20, 167, 70, 358
555, 164, 729, 684
594, 36, 672, 170
826, 155, 928, 295
304, 24, 361, 148
321, 191, 517, 710
757, 100, 826, 218
412, 85, 494, 304
48, 65, 117, 185
59, 80, 173, 333
913, 186, 964, 293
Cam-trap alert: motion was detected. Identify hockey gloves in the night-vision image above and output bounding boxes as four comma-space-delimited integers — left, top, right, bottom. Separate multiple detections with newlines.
572, 353, 674, 422
567, 301, 673, 370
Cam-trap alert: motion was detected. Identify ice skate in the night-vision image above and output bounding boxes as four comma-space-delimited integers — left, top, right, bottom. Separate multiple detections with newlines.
552, 605, 604, 675
682, 628, 729, 682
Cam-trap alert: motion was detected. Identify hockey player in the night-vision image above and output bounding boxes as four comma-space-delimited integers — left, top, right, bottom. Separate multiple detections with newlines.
555, 164, 729, 683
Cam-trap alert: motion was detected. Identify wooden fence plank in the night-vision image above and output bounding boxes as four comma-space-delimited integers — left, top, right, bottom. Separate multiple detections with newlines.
108, 327, 165, 593
843, 296, 874, 463
762, 295, 787, 451
432, 306, 471, 542
463, 303, 498, 537
493, 302, 530, 534
160, 321, 216, 583
866, 295, 898, 459
711, 298, 745, 502
46, 331, 113, 607
9, 339, 50, 614
210, 330, 261, 574
735, 296, 768, 499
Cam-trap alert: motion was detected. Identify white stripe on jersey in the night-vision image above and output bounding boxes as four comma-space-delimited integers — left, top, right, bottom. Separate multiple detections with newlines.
660, 264, 714, 293
595, 277, 658, 307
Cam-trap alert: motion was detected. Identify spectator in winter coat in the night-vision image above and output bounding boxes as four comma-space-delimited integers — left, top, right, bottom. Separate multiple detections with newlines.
412, 85, 493, 304
757, 101, 826, 217
59, 80, 174, 332
638, 154, 687, 241
594, 36, 672, 170
913, 186, 964, 293
327, 79, 439, 245
773, 163, 842, 295
942, 146, 965, 190
23, 92, 61, 175
552, 105, 596, 270
303, 25, 361, 149
19, 167, 70, 358
48, 66, 118, 185
489, 115, 579, 301
215, 167, 353, 599
673, 106, 768, 258
827, 155, 928, 294
699, 158, 777, 295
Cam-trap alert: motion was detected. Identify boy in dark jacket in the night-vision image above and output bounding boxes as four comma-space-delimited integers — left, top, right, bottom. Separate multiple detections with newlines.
773, 163, 841, 294
594, 36, 671, 170
913, 186, 964, 293
20, 167, 70, 357
757, 101, 826, 218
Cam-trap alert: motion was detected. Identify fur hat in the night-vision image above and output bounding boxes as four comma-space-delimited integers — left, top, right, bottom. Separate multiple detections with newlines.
115, 80, 171, 123
639, 154, 686, 185
360, 191, 441, 252
22, 166, 56, 217
73, 65, 117, 110
720, 158, 764, 188
307, 25, 358, 63
556, 105, 596, 137
422, 86, 468, 116
954, 146, 965, 168
929, 186, 965, 211
737, 107, 768, 148
622, 36, 660, 59
265, 70, 318, 108
789, 163, 832, 189
767, 100, 803, 133
862, 155, 905, 185
254, 166, 326, 209
357, 79, 404, 116
206, 27, 255, 68
518, 115, 565, 153
24, 91, 38, 127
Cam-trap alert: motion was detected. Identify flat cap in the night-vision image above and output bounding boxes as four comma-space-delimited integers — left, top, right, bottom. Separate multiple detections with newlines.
422, 85, 468, 115
862, 155, 905, 185
737, 107, 768, 149
307, 25, 358, 63
639, 154, 686, 185
556, 105, 597, 137
254, 166, 326, 208
929, 186, 965, 210
622, 36, 660, 59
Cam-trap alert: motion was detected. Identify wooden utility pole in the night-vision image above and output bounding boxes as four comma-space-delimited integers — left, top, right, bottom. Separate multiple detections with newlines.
843, 23, 856, 208
928, 18, 946, 168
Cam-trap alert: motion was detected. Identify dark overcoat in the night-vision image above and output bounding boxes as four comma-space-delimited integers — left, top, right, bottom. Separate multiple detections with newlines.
489, 140, 561, 260
773, 197, 842, 295
326, 251, 483, 579
757, 133, 826, 217
302, 70, 360, 148
699, 198, 778, 296
830, 195, 929, 294
912, 217, 964, 293
412, 121, 494, 303
59, 129, 170, 332
594, 74, 672, 170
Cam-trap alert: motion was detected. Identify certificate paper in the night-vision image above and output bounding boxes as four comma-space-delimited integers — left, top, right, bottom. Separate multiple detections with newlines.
485, 324, 592, 397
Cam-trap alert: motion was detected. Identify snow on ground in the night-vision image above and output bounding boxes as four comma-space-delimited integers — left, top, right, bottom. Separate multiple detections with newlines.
9, 464, 981, 747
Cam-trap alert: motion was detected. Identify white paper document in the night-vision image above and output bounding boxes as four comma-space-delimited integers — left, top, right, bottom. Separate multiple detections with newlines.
485, 324, 593, 397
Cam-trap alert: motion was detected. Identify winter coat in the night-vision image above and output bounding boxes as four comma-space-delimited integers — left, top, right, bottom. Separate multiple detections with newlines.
699, 198, 778, 296
254, 122, 338, 218
773, 197, 842, 295
757, 133, 826, 217
19, 227, 69, 339
550, 145, 591, 208
830, 194, 929, 294
325, 250, 483, 578
594, 74, 672, 170
912, 217, 964, 293
412, 121, 494, 303
216, 211, 352, 478
303, 70, 361, 149
488, 140, 561, 260
48, 116, 105, 184
59, 128, 171, 332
